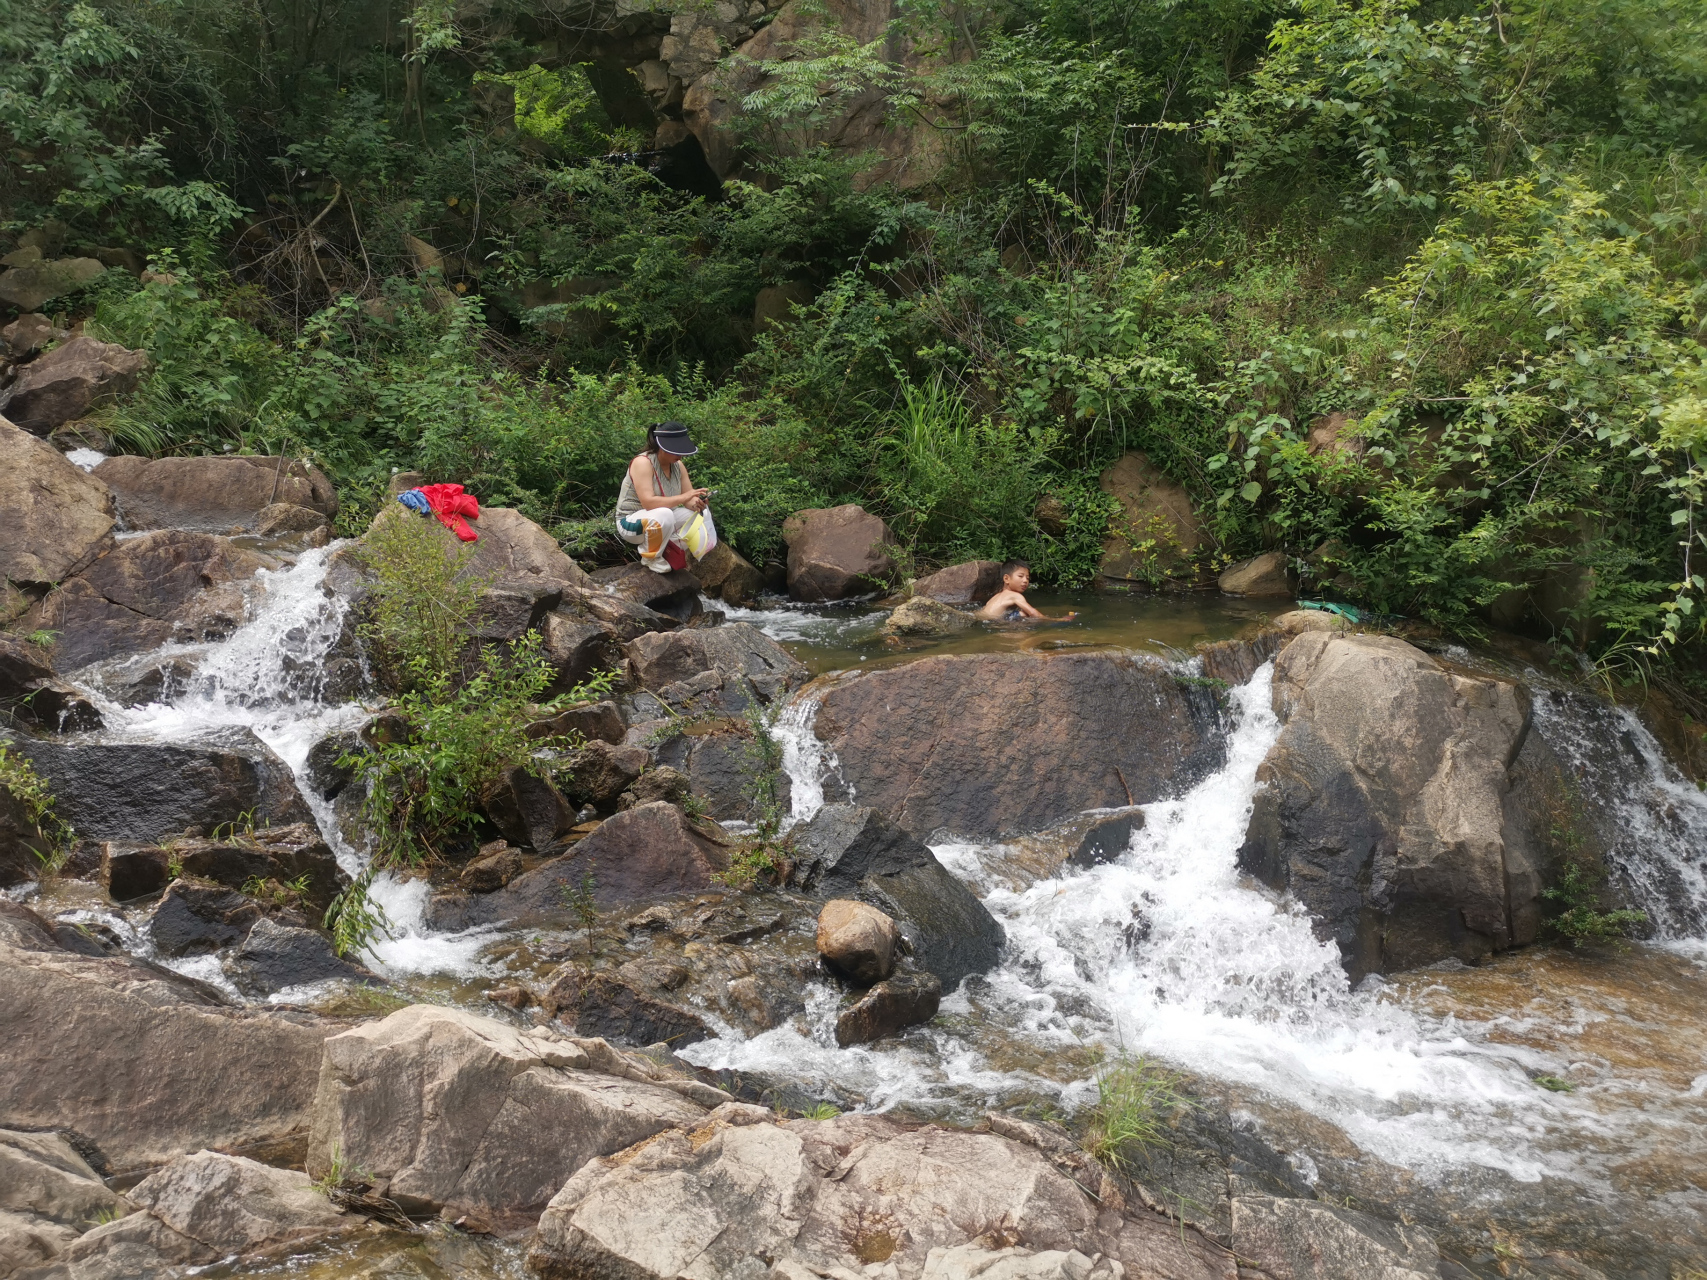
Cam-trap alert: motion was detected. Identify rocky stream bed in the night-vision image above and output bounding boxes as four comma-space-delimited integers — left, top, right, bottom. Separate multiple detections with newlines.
3, 425, 1706, 1280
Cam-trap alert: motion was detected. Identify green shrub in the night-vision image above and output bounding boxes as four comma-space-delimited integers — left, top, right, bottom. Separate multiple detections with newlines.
0, 745, 72, 871
1542, 859, 1650, 947
1081, 1052, 1189, 1170
353, 507, 491, 692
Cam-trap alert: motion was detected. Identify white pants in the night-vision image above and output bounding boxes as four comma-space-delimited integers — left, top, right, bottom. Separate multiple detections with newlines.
616, 505, 709, 560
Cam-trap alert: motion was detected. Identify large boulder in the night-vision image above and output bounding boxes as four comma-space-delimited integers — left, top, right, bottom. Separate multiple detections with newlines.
1097, 451, 1203, 581
655, 722, 790, 824
92, 454, 337, 533
1217, 551, 1292, 597
809, 653, 1226, 839
482, 765, 580, 851
0, 259, 106, 317
0, 414, 115, 588
0, 335, 146, 435
782, 504, 898, 601
690, 541, 764, 606
529, 1111, 1238, 1280
883, 595, 976, 637
21, 530, 272, 671
305, 1005, 706, 1224
626, 621, 807, 714
2, 728, 315, 844
557, 739, 649, 808
449, 802, 730, 928
0, 901, 336, 1175
913, 559, 1004, 605
815, 898, 901, 985
790, 804, 1003, 990
542, 587, 680, 696
465, 505, 594, 597
147, 879, 270, 957
1237, 632, 1577, 979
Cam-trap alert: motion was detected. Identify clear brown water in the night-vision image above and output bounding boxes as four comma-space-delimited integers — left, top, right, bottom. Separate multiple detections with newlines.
712, 590, 1278, 676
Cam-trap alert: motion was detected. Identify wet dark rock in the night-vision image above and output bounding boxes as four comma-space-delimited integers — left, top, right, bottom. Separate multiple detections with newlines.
304, 728, 363, 800
223, 918, 377, 996
616, 764, 690, 810
815, 898, 900, 985
558, 740, 649, 808
0, 633, 102, 731
148, 878, 266, 956
690, 541, 763, 606
100, 842, 171, 901
0, 780, 45, 889
782, 503, 898, 601
811, 652, 1227, 839
49, 917, 123, 956
92, 454, 338, 533
540, 967, 711, 1048
528, 699, 626, 746
1231, 1196, 1439, 1279
450, 803, 730, 927
790, 804, 1003, 990
460, 842, 524, 894
1196, 630, 1284, 686
835, 971, 941, 1046
912, 559, 1004, 606
171, 822, 347, 916
482, 767, 578, 853
102, 654, 198, 708
589, 563, 704, 622
654, 725, 787, 824
1067, 807, 1146, 869
22, 531, 272, 672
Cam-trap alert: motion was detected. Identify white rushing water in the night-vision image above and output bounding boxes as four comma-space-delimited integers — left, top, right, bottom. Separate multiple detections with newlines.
685, 666, 1707, 1187
87, 544, 496, 981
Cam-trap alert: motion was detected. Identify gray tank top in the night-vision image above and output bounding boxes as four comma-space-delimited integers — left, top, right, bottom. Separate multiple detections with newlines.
615, 453, 686, 518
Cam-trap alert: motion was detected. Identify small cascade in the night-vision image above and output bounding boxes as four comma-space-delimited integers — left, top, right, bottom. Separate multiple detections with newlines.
1528, 688, 1707, 940
771, 693, 840, 827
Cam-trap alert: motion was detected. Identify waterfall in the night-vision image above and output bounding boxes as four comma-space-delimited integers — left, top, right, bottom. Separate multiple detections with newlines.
1528, 688, 1707, 940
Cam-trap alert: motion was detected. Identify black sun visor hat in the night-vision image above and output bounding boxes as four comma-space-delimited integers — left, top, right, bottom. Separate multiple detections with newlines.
651, 421, 699, 457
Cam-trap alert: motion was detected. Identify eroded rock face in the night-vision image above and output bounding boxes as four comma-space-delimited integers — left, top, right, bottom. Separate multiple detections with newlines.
0, 414, 115, 588
529, 1110, 1238, 1280
3, 728, 315, 844
24, 530, 271, 671
1230, 1196, 1438, 1280
810, 653, 1227, 839
0, 901, 336, 1175
1237, 632, 1574, 978
93, 454, 337, 532
791, 804, 1002, 990
626, 622, 807, 712
1097, 451, 1203, 581
127, 1150, 351, 1260
305, 1005, 705, 1223
0, 1127, 128, 1275
782, 504, 898, 601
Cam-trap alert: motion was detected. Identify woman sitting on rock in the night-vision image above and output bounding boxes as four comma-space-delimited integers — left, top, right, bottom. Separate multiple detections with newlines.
615, 421, 716, 573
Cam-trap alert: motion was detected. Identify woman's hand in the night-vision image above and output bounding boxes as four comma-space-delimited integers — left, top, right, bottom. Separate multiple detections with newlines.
684, 488, 710, 512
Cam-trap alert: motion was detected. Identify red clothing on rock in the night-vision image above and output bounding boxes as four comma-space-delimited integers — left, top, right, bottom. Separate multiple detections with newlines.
418, 482, 481, 542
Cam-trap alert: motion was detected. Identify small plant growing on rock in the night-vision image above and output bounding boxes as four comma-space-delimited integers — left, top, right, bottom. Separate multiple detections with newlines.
1542, 859, 1649, 947
560, 872, 599, 960
1082, 1051, 1189, 1170
799, 1102, 841, 1120
2, 746, 73, 869
324, 867, 394, 960
242, 872, 313, 907
714, 703, 792, 890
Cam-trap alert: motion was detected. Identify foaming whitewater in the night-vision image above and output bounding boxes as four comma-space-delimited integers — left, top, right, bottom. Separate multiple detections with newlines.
92, 544, 495, 980
769, 694, 839, 827
1528, 689, 1707, 941
686, 667, 1644, 1185
704, 596, 884, 647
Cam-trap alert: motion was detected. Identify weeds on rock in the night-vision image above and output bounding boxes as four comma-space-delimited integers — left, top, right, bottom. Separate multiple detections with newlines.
242, 872, 313, 907
355, 508, 492, 692
1542, 859, 1649, 947
714, 703, 791, 889
560, 872, 599, 960
323, 867, 394, 960
1082, 1052, 1189, 1171
1, 745, 73, 869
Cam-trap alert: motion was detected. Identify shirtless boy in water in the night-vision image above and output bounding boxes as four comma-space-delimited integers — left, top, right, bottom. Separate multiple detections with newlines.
977, 560, 1078, 622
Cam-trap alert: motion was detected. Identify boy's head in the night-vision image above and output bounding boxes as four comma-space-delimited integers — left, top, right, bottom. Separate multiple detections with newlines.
1001, 559, 1031, 591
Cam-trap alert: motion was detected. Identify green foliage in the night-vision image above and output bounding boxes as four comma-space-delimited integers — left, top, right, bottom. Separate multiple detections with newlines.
349, 633, 570, 867
797, 1102, 842, 1121
1533, 1074, 1575, 1093
0, 744, 72, 858
559, 872, 599, 960
355, 506, 491, 692
323, 867, 394, 960
714, 703, 790, 890
1082, 1052, 1190, 1170
242, 871, 313, 907
1541, 858, 1650, 947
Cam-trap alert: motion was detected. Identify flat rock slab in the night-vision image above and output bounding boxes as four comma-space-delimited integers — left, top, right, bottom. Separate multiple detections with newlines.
529, 1110, 1238, 1280
810, 652, 1227, 839
94, 454, 337, 532
306, 1005, 706, 1222
0, 902, 337, 1175
2, 727, 314, 844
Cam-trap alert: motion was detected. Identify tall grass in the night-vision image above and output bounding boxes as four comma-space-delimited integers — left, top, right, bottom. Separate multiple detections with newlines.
1081, 1052, 1189, 1169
